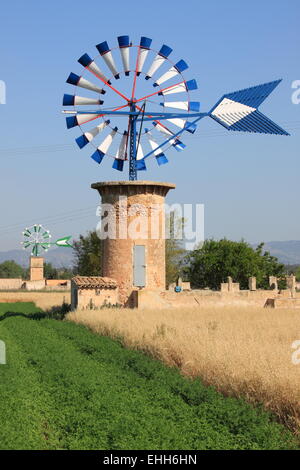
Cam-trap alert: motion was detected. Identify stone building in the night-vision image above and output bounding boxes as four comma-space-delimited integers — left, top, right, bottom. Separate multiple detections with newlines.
91, 181, 175, 307
71, 276, 119, 310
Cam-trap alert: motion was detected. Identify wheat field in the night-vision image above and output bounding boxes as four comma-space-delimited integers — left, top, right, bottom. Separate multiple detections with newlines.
67, 306, 300, 433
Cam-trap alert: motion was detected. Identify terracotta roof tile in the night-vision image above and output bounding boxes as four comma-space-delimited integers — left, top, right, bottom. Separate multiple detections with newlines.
72, 276, 117, 289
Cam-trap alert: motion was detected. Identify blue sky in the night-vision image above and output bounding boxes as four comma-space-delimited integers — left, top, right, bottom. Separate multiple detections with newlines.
0, 0, 299, 251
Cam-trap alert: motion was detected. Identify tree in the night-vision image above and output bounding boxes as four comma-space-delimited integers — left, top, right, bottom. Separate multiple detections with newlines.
44, 262, 58, 279
186, 239, 285, 290
295, 266, 300, 282
73, 231, 102, 276
0, 260, 25, 278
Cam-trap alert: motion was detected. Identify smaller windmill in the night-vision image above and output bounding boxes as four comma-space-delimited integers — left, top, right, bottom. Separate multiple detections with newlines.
21, 224, 72, 256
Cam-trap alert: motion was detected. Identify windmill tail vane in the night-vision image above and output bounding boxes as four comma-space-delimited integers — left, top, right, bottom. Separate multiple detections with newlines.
63, 35, 290, 181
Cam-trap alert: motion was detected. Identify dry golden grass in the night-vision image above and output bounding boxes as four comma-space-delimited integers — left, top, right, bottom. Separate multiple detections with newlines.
67, 306, 300, 433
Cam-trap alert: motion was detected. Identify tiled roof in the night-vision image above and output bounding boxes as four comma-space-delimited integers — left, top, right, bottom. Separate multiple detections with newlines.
72, 276, 117, 289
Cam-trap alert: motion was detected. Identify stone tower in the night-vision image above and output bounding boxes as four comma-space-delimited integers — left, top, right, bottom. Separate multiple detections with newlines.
91, 181, 175, 306
29, 256, 44, 281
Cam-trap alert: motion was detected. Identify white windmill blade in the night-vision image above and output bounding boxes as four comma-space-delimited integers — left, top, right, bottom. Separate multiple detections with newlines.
118, 36, 131, 76
145, 128, 168, 165
66, 73, 106, 94
160, 101, 200, 111
66, 113, 102, 128
76, 120, 110, 148
91, 127, 118, 164
63, 94, 104, 106
153, 60, 188, 87
145, 44, 172, 80
98, 127, 118, 153
136, 37, 152, 76
153, 122, 186, 151
135, 142, 147, 170
96, 41, 119, 79
115, 131, 128, 160
166, 118, 187, 129
158, 79, 198, 96
136, 142, 144, 160
78, 53, 111, 84
161, 101, 189, 110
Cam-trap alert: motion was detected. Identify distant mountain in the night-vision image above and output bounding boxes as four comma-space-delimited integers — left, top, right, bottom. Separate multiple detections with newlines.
0, 247, 74, 268
1, 241, 300, 268
252, 241, 300, 265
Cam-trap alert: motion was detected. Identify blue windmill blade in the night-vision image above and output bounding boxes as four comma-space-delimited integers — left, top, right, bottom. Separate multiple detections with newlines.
145, 44, 173, 80
91, 127, 118, 164
209, 80, 289, 135
117, 36, 131, 76
153, 60, 188, 87
136, 37, 152, 76
66, 73, 106, 95
78, 53, 111, 84
96, 41, 120, 79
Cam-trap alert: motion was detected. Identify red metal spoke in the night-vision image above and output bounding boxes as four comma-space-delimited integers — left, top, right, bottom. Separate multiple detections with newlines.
86, 68, 130, 102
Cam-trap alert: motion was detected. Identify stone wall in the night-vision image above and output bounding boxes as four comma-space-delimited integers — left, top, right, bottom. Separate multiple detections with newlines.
73, 287, 119, 310
0, 278, 23, 290
137, 288, 284, 309
0, 291, 70, 309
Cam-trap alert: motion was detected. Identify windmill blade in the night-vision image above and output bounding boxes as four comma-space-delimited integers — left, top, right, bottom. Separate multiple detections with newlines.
112, 159, 124, 171
76, 120, 110, 148
165, 118, 197, 134
153, 60, 188, 87
115, 131, 128, 159
137, 37, 152, 76
135, 143, 146, 170
145, 128, 168, 165
63, 94, 104, 106
78, 53, 111, 84
66, 113, 103, 129
166, 118, 187, 129
158, 79, 198, 96
112, 131, 127, 171
160, 101, 200, 111
96, 41, 120, 79
153, 122, 185, 151
91, 127, 118, 164
66, 73, 106, 95
145, 44, 172, 80
210, 80, 289, 135
117, 36, 131, 76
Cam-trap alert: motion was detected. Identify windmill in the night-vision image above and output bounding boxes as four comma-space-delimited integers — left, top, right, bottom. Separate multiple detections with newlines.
63, 35, 289, 181
62, 35, 289, 306
21, 224, 72, 256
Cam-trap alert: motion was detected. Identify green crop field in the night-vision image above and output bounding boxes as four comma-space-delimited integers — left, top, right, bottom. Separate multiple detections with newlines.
0, 302, 298, 450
